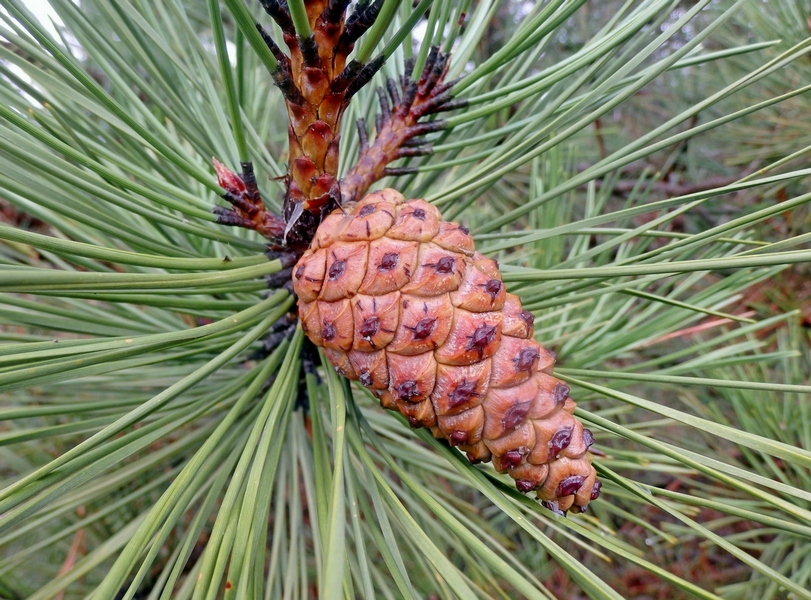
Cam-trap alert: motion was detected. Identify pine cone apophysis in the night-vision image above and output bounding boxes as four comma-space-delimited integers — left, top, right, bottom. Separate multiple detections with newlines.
293, 188, 601, 513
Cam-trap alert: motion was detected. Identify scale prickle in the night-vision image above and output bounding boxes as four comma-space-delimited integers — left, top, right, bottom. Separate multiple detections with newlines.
293, 188, 600, 513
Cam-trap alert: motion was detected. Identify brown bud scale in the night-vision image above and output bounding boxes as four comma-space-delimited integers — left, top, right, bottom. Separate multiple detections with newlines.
293, 189, 599, 511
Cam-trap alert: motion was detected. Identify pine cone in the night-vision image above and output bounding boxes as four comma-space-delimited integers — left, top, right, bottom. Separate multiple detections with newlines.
293, 189, 600, 512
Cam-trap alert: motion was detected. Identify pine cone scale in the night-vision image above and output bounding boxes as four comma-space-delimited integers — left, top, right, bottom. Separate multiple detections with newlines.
293, 189, 600, 511
351, 292, 399, 350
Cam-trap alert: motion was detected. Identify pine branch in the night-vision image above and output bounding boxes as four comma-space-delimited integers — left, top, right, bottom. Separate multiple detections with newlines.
212, 159, 286, 242
215, 0, 390, 249
340, 48, 468, 204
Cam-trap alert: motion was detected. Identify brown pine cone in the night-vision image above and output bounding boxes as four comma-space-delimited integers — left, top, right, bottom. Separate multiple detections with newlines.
293, 189, 600, 512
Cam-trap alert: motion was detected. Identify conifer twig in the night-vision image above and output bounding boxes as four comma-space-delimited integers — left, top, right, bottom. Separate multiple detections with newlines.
340, 48, 467, 204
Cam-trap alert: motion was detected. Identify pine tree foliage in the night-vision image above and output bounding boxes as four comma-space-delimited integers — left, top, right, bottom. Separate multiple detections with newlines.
0, 0, 810, 598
